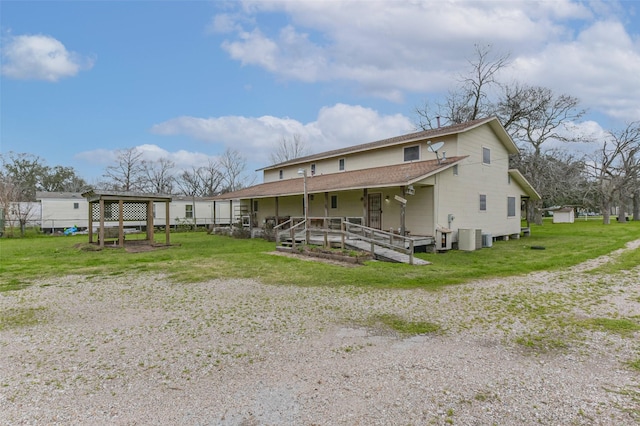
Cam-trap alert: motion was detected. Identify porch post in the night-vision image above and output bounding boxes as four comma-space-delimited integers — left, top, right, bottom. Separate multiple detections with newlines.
275, 197, 279, 225
363, 188, 368, 226
323, 192, 329, 247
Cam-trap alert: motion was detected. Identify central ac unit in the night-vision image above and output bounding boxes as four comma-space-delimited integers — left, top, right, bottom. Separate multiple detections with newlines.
458, 228, 481, 251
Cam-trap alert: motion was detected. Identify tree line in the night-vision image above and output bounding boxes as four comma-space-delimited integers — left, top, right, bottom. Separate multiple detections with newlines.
415, 44, 640, 225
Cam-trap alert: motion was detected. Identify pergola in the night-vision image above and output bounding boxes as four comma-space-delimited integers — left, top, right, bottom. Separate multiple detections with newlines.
82, 190, 172, 248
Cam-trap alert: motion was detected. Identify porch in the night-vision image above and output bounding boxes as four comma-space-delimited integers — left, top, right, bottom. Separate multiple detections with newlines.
272, 216, 433, 265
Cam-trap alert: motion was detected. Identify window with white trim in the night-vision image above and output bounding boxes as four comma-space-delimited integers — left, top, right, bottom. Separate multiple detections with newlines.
479, 194, 487, 211
339, 158, 345, 171
185, 204, 193, 219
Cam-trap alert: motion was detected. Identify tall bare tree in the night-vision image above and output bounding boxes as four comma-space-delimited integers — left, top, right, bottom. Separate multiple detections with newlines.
585, 122, 640, 224
101, 147, 144, 191
269, 134, 310, 164
219, 148, 252, 193
140, 157, 175, 194
415, 44, 509, 129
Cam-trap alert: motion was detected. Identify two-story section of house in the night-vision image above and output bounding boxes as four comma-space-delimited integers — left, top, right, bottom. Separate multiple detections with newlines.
213, 116, 540, 244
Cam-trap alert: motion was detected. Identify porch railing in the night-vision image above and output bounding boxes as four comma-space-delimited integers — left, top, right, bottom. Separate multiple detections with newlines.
343, 221, 415, 265
274, 217, 414, 265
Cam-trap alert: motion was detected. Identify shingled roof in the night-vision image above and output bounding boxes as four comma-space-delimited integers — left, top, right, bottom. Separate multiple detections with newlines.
213, 156, 466, 200
260, 116, 514, 171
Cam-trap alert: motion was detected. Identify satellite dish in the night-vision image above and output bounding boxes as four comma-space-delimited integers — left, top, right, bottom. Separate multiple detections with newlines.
427, 141, 445, 152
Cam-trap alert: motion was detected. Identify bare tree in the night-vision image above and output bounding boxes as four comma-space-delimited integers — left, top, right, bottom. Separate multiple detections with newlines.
269, 134, 310, 164
102, 147, 144, 191
415, 44, 509, 129
199, 159, 225, 197
219, 148, 252, 193
140, 158, 175, 194
585, 122, 640, 224
175, 166, 204, 198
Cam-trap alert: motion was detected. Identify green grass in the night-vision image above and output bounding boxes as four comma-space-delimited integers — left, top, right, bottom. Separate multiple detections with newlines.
0, 220, 638, 290
579, 318, 640, 336
0, 306, 46, 330
371, 313, 441, 335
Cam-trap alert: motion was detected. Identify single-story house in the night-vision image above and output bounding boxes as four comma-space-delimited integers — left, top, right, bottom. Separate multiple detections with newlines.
36, 191, 231, 233
213, 116, 540, 249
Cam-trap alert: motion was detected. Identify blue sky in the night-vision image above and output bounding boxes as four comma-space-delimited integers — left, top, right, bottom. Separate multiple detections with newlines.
2, 0, 639, 185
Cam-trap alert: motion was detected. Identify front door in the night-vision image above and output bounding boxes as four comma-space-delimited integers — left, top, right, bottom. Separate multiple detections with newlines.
367, 193, 382, 229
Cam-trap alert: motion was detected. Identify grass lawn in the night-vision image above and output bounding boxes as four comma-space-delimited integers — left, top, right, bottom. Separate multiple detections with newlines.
1, 219, 638, 291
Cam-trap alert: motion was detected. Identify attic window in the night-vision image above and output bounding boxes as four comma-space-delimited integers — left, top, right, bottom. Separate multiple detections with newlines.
339, 158, 345, 171
279, 170, 283, 180
482, 147, 491, 165
311, 163, 316, 176
73, 202, 79, 209
404, 145, 420, 162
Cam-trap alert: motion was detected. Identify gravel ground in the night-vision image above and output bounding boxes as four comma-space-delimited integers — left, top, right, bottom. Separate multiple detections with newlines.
1, 241, 639, 425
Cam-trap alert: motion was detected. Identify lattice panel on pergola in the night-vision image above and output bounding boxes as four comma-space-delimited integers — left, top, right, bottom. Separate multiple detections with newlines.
91, 202, 148, 221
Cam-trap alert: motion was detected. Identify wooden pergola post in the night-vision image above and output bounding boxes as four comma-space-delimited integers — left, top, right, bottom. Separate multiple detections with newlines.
165, 200, 170, 245
99, 198, 105, 248
146, 200, 154, 243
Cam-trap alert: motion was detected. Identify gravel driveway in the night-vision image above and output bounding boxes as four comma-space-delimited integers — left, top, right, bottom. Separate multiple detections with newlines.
1, 241, 639, 425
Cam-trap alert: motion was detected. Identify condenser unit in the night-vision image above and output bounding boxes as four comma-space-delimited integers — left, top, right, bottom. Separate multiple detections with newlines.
482, 233, 493, 248
458, 228, 482, 251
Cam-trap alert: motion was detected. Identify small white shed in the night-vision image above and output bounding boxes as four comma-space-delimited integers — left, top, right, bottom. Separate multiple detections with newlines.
551, 207, 575, 223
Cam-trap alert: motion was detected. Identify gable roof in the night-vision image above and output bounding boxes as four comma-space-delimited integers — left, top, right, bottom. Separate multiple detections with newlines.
214, 157, 466, 200
508, 169, 541, 200
261, 116, 517, 171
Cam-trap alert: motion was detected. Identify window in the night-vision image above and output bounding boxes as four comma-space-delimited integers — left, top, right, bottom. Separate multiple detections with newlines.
331, 195, 338, 209
311, 163, 316, 176
507, 197, 516, 217
73, 202, 79, 209
279, 170, 283, 180
482, 147, 491, 164
479, 194, 487, 211
404, 145, 419, 162
185, 204, 193, 219
339, 158, 345, 171
253, 200, 259, 212
452, 165, 458, 176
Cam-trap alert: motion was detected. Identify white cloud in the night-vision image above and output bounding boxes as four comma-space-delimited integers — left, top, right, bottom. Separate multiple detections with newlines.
151, 103, 414, 166
1, 34, 94, 81
508, 20, 640, 122
213, 0, 639, 122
